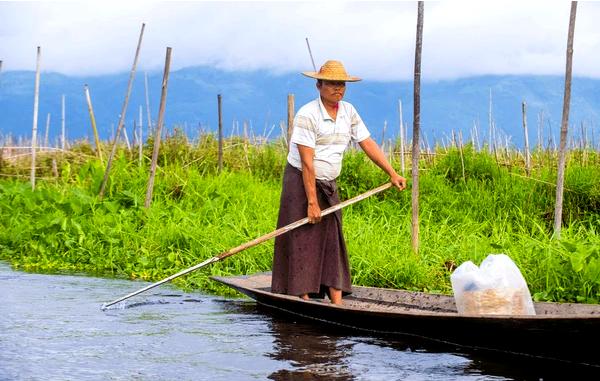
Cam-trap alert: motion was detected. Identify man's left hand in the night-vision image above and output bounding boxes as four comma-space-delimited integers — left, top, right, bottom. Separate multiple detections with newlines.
391, 174, 407, 191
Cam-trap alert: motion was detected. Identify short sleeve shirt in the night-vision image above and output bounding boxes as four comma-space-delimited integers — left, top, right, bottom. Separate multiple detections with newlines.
287, 97, 370, 180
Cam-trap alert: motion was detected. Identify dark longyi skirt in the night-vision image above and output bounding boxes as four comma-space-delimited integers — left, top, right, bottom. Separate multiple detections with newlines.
270, 163, 352, 297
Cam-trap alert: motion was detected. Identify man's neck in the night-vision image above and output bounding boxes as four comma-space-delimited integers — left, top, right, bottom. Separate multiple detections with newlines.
320, 97, 339, 121
320, 97, 339, 111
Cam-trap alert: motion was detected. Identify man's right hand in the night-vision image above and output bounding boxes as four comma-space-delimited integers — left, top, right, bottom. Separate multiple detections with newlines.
307, 202, 321, 224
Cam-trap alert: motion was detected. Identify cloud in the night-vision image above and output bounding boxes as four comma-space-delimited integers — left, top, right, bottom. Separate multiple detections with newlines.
0, 1, 599, 80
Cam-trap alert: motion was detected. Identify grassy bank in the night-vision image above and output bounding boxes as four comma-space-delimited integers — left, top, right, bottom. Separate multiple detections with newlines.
1, 136, 599, 302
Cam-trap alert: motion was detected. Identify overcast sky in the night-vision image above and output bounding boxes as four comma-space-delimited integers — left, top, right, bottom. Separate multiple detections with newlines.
1, 1, 599, 81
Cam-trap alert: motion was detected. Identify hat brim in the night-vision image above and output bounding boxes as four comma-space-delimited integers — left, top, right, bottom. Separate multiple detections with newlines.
302, 71, 361, 82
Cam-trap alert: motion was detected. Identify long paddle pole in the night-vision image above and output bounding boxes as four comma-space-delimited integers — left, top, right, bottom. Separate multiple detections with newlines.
102, 182, 393, 308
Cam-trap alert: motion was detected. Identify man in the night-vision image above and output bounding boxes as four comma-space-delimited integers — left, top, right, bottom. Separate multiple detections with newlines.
271, 60, 406, 305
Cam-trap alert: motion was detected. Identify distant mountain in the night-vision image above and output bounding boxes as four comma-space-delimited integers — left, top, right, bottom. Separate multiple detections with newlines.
1, 66, 598, 148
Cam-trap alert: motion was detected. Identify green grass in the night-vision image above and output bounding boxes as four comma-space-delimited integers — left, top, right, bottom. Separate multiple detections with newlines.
1, 136, 599, 302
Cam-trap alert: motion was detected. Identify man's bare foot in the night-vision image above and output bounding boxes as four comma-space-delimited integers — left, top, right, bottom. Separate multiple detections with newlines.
300, 294, 309, 301
329, 287, 342, 305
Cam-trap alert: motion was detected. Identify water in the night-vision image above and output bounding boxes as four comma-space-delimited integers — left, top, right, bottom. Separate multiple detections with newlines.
0, 262, 595, 380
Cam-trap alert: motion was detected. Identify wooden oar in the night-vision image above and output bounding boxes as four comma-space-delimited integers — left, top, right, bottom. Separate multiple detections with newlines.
102, 182, 393, 309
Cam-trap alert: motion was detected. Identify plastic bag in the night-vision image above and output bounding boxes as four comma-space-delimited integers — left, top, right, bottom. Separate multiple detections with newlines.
450, 254, 535, 315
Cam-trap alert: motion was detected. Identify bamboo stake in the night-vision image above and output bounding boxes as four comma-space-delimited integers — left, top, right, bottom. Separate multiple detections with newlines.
122, 123, 131, 151
217, 94, 223, 173
242, 121, 251, 171
30, 46, 41, 191
538, 111, 544, 151
474, 119, 481, 151
144, 47, 172, 209
548, 119, 555, 151
522, 101, 531, 176
144, 71, 153, 133
133, 120, 138, 146
458, 131, 466, 183
61, 95, 66, 150
411, 1, 424, 254
398, 99, 405, 175
84, 85, 103, 162
488, 88, 493, 153
43, 113, 51, 149
381, 120, 387, 149
305, 37, 317, 71
581, 121, 588, 166
103, 182, 394, 308
287, 93, 294, 151
100, 23, 146, 199
249, 120, 256, 144
554, 2, 577, 239
591, 121, 596, 152
279, 121, 287, 147
138, 105, 143, 167
492, 121, 500, 165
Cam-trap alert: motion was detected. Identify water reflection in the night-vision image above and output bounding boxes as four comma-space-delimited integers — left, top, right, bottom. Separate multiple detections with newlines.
256, 304, 600, 381
267, 318, 355, 380
3, 261, 598, 381
264, 312, 478, 381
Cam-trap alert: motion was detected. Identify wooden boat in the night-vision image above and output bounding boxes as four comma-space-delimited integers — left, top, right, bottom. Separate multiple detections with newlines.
211, 272, 600, 368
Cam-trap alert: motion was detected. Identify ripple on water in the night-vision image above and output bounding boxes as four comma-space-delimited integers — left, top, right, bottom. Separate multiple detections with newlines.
3, 262, 593, 380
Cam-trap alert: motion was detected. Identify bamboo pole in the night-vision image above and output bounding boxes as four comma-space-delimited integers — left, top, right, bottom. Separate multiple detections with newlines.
398, 99, 405, 175
287, 93, 294, 151
144, 71, 153, 133
122, 123, 131, 151
100, 23, 145, 199
522, 101, 531, 176
30, 46, 41, 191
488, 88, 493, 153
133, 119, 138, 149
104, 182, 394, 308
242, 121, 251, 171
305, 37, 317, 71
249, 120, 256, 144
548, 119, 555, 151
84, 84, 103, 162
43, 113, 51, 149
138, 105, 143, 167
474, 119, 481, 151
61, 94, 66, 150
411, 1, 424, 254
554, 2, 578, 239
537, 111, 544, 151
458, 131, 466, 183
217, 94, 223, 173
145, 47, 172, 209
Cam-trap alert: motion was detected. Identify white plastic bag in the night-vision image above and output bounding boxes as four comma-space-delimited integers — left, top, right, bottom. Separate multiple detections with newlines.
450, 254, 535, 315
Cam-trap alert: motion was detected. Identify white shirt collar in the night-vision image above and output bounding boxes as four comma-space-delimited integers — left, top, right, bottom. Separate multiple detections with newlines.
317, 96, 345, 122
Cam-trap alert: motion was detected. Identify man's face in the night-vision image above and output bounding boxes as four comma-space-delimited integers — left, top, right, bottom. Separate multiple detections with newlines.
317, 80, 346, 104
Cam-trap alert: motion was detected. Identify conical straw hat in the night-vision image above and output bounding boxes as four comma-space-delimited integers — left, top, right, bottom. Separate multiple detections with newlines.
302, 60, 361, 82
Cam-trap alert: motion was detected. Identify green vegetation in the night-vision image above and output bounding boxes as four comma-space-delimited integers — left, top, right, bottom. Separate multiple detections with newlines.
1, 134, 599, 303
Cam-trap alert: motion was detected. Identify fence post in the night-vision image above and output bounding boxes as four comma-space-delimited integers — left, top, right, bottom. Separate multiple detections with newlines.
100, 23, 145, 199
522, 101, 531, 176
218, 94, 223, 173
30, 46, 41, 191
145, 47, 172, 209
287, 93, 294, 151
411, 1, 424, 254
554, 2, 578, 239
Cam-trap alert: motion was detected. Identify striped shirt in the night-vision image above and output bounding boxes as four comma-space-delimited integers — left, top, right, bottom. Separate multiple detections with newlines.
287, 97, 370, 180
